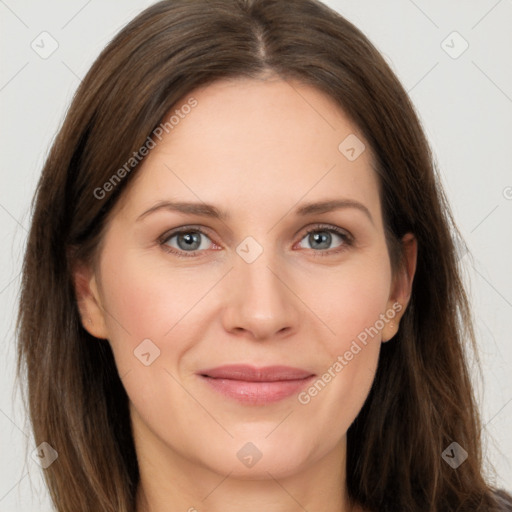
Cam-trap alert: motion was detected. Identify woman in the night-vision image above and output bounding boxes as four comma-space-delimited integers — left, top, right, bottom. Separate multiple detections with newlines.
16, 0, 512, 511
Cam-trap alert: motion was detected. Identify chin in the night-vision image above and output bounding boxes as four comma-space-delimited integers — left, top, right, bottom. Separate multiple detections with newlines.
194, 431, 319, 480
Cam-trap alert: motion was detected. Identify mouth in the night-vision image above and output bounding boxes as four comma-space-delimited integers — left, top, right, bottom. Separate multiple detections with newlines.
197, 364, 316, 405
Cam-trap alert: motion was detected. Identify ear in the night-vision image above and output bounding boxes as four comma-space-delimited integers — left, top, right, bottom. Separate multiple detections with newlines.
382, 233, 417, 342
72, 262, 109, 340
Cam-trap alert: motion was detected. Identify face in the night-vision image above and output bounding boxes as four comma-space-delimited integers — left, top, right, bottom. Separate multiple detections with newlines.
76, 77, 415, 481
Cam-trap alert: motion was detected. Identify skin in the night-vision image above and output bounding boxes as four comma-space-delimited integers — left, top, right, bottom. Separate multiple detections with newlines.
74, 76, 417, 512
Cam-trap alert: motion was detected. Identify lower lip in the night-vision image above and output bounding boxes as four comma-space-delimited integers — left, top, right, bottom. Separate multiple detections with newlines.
199, 375, 315, 405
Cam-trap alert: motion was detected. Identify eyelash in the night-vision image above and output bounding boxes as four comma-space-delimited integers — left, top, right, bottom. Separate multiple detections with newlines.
158, 224, 354, 259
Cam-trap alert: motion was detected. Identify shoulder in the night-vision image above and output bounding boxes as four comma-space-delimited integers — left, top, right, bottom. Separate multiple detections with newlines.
493, 489, 512, 511
352, 490, 512, 512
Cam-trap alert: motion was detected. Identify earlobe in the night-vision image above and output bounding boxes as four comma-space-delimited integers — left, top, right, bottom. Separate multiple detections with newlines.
381, 318, 400, 343
73, 264, 109, 340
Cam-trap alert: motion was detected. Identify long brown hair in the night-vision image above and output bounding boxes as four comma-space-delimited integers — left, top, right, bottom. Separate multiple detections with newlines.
16, 1, 512, 511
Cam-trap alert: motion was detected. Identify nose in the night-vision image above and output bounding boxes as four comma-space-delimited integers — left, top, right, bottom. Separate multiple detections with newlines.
220, 249, 301, 341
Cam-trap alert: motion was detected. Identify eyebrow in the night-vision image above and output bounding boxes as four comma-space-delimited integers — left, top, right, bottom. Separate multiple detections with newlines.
296, 199, 374, 225
137, 198, 374, 225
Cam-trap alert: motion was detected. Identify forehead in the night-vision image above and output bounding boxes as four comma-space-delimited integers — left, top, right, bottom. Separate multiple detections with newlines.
114, 77, 381, 223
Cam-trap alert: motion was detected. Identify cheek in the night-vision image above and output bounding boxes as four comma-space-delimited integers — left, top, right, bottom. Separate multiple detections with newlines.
97, 245, 225, 367
308, 254, 392, 351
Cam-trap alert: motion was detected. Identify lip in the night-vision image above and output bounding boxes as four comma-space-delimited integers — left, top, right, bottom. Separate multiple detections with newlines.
197, 365, 316, 405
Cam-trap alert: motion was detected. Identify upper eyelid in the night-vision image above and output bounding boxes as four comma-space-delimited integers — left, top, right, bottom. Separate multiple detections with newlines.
159, 225, 216, 243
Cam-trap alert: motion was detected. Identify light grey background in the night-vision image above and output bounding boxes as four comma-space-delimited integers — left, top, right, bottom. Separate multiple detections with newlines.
1, 0, 511, 510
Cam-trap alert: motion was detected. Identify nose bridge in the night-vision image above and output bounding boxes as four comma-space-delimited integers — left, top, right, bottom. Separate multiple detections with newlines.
236, 237, 286, 309
221, 236, 299, 338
